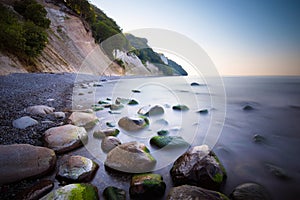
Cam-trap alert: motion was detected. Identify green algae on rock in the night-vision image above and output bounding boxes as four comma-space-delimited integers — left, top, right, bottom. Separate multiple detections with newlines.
103, 186, 126, 200
150, 136, 188, 148
129, 173, 166, 199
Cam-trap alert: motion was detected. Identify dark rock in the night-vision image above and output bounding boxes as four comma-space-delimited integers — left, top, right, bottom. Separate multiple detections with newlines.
0, 144, 56, 185
138, 105, 164, 116
265, 163, 290, 180
172, 104, 189, 111
110, 104, 124, 110
132, 89, 141, 93
243, 105, 254, 111
105, 141, 156, 173
25, 105, 55, 115
43, 124, 88, 154
93, 128, 120, 138
12, 116, 38, 129
150, 136, 188, 148
128, 99, 139, 105
40, 183, 99, 200
157, 129, 169, 136
118, 116, 149, 131
167, 185, 229, 200
109, 110, 122, 114
170, 145, 227, 190
253, 134, 266, 143
17, 180, 54, 200
190, 82, 201, 86
56, 155, 99, 183
68, 111, 98, 129
92, 105, 104, 111
230, 182, 271, 200
106, 121, 116, 127
129, 174, 166, 199
197, 109, 209, 115
101, 136, 121, 152
103, 186, 126, 200
98, 100, 110, 104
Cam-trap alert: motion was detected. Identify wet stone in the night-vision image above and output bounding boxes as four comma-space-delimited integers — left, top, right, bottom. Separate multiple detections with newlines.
138, 105, 164, 116
52, 111, 66, 119
68, 111, 98, 129
253, 134, 266, 143
118, 116, 149, 131
243, 105, 254, 111
44, 124, 88, 154
265, 163, 290, 180
129, 173, 166, 199
197, 109, 209, 115
170, 145, 227, 190
105, 141, 156, 173
93, 128, 120, 138
190, 82, 201, 86
172, 104, 189, 111
106, 121, 116, 127
56, 155, 99, 183
167, 185, 229, 200
128, 99, 139, 105
110, 104, 124, 110
17, 180, 54, 200
132, 89, 141, 93
12, 116, 38, 129
150, 136, 188, 149
157, 129, 169, 136
25, 105, 55, 115
0, 144, 56, 185
115, 97, 130, 104
101, 136, 122, 152
230, 182, 271, 200
40, 183, 99, 200
103, 186, 126, 200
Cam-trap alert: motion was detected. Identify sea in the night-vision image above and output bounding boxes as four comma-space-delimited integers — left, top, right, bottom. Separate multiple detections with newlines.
71, 75, 300, 199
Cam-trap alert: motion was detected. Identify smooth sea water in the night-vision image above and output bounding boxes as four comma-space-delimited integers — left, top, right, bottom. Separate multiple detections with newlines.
70, 75, 300, 199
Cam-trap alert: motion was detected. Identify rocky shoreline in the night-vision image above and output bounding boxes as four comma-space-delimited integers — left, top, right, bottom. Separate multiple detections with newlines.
0, 73, 272, 199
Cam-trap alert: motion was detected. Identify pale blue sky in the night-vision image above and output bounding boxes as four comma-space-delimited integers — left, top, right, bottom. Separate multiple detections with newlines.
91, 0, 300, 75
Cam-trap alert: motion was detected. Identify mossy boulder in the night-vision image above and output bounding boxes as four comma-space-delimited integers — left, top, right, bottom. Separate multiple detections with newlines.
167, 185, 229, 200
150, 136, 188, 148
172, 104, 189, 111
103, 186, 126, 200
105, 141, 156, 173
40, 183, 99, 200
129, 174, 166, 199
56, 155, 99, 183
118, 116, 149, 131
170, 145, 226, 190
115, 97, 130, 104
93, 128, 120, 138
230, 183, 271, 200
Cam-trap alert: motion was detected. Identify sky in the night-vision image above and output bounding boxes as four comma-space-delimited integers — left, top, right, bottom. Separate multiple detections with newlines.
91, 0, 300, 76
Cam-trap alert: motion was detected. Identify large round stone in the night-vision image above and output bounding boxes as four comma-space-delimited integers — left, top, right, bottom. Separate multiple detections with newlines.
118, 116, 149, 131
0, 144, 56, 185
12, 116, 38, 129
40, 183, 99, 200
170, 145, 226, 190
105, 141, 156, 173
43, 124, 88, 154
25, 105, 55, 115
138, 105, 164, 116
68, 111, 98, 129
56, 155, 99, 183
230, 183, 271, 200
167, 185, 229, 200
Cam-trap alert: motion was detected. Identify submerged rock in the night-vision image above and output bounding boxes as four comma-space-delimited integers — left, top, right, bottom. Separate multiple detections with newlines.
101, 136, 121, 152
138, 105, 164, 116
132, 89, 141, 93
167, 185, 229, 200
190, 82, 201, 86
25, 105, 55, 115
12, 116, 38, 129
118, 116, 149, 131
197, 109, 209, 115
17, 180, 54, 200
93, 128, 120, 138
44, 124, 88, 154
157, 129, 169, 136
230, 183, 271, 200
129, 174, 166, 199
110, 104, 124, 110
56, 155, 99, 183
172, 104, 189, 111
103, 186, 126, 200
106, 121, 116, 127
105, 141, 156, 173
69, 111, 98, 129
40, 183, 99, 200
170, 145, 227, 190
128, 99, 139, 105
253, 134, 266, 143
0, 144, 56, 185
243, 105, 254, 111
265, 163, 290, 180
150, 136, 188, 148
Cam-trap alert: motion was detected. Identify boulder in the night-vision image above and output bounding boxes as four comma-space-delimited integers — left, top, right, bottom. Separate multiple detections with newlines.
25, 105, 55, 115
230, 183, 271, 200
115, 97, 130, 104
93, 128, 120, 138
167, 185, 229, 200
138, 105, 164, 116
68, 111, 98, 129
16, 180, 54, 200
44, 124, 88, 154
118, 116, 149, 131
105, 141, 156, 173
103, 186, 126, 200
12, 116, 38, 129
170, 145, 226, 190
40, 183, 99, 200
0, 144, 56, 185
172, 104, 189, 111
101, 136, 121, 152
129, 174, 166, 199
150, 136, 188, 148
52, 112, 66, 119
56, 155, 99, 183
